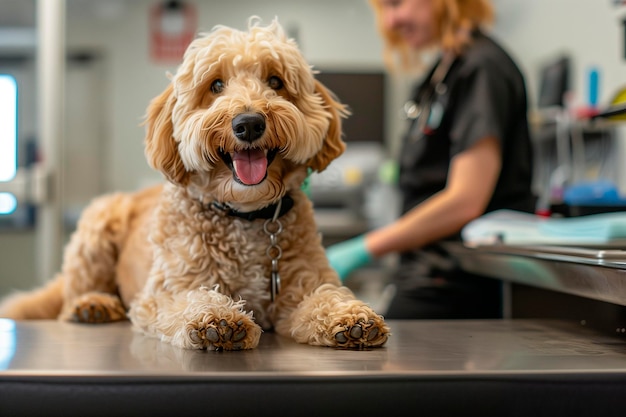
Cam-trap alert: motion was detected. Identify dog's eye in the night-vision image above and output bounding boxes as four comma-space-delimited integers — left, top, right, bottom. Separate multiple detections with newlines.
211, 79, 225, 94
268, 76, 284, 90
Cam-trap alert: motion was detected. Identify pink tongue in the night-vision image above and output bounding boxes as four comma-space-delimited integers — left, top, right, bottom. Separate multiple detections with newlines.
232, 149, 268, 185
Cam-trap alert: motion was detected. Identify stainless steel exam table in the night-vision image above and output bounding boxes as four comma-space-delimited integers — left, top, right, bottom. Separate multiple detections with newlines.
1, 319, 626, 417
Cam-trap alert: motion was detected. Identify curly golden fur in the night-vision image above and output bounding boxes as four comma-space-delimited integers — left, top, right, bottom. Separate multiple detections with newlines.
0, 18, 389, 350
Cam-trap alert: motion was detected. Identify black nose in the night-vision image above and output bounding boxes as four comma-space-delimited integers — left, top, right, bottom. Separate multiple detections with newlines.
232, 113, 266, 142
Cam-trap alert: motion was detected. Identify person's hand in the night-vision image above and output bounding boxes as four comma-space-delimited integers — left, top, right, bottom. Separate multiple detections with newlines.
325, 235, 372, 281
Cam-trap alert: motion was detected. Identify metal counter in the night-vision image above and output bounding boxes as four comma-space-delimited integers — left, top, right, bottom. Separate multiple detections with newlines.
1, 319, 626, 416
445, 242, 626, 307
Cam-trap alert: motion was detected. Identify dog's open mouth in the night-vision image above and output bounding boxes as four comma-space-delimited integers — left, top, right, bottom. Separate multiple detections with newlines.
219, 148, 279, 186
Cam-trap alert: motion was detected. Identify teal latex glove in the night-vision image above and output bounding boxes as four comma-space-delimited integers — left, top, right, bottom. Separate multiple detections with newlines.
325, 235, 372, 281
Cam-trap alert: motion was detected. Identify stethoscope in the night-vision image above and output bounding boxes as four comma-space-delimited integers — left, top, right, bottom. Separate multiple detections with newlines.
402, 53, 456, 140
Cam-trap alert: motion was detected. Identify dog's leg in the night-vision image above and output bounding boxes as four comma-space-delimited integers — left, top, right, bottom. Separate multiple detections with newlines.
57, 193, 131, 323
279, 283, 390, 349
130, 285, 262, 350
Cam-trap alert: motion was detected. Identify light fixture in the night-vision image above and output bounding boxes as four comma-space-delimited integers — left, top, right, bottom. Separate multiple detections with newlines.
0, 74, 17, 215
0, 74, 17, 183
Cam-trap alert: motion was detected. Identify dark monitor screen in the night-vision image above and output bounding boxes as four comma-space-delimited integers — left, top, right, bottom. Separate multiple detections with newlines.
314, 71, 386, 143
537, 56, 570, 108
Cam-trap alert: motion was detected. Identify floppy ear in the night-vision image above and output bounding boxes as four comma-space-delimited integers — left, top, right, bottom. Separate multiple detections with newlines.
308, 80, 349, 172
143, 83, 190, 186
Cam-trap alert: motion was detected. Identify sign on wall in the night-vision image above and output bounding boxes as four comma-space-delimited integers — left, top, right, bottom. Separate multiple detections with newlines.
150, 1, 197, 64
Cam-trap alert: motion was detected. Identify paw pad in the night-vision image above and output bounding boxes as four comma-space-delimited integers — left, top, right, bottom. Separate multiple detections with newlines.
193, 319, 250, 351
70, 297, 126, 324
334, 319, 388, 349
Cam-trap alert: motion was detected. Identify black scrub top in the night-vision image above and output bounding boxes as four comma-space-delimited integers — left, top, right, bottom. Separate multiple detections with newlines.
398, 30, 536, 218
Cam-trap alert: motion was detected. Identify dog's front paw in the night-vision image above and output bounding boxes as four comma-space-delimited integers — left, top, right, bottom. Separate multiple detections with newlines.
62, 292, 127, 323
185, 315, 261, 351
332, 315, 389, 349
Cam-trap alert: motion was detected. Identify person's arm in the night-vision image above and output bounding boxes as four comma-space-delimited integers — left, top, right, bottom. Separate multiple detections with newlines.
365, 135, 502, 257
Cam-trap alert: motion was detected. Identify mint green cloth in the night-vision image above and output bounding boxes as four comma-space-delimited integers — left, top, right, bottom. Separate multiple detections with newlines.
462, 209, 626, 245
538, 211, 626, 239
326, 235, 372, 281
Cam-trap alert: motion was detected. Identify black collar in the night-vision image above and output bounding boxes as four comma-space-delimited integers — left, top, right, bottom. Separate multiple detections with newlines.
212, 194, 294, 221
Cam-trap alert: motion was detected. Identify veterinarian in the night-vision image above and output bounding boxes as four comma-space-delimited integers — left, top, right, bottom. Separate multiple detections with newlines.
326, 0, 536, 319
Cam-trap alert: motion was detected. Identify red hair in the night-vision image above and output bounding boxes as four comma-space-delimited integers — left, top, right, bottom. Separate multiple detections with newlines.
370, 0, 494, 71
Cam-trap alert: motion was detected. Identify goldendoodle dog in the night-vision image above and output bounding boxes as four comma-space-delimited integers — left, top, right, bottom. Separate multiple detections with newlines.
0, 18, 389, 350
